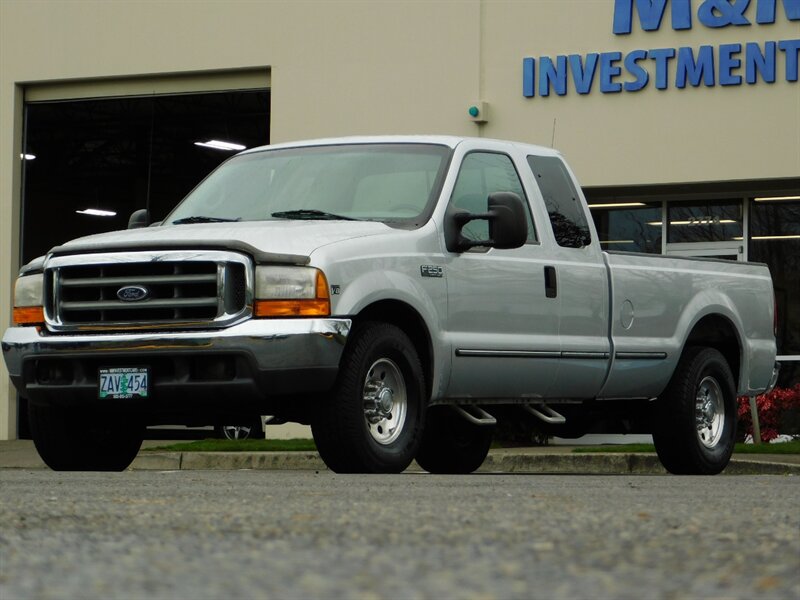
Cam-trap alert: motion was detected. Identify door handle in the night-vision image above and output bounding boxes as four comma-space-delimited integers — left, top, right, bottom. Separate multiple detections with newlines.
544, 266, 557, 298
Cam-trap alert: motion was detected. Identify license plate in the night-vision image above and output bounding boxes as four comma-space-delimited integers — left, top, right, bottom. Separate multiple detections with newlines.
98, 367, 149, 399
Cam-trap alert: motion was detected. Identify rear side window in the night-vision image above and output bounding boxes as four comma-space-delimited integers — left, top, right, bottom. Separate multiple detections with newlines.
527, 155, 591, 248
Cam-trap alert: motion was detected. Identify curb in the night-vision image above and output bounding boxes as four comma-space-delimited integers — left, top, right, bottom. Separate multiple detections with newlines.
129, 451, 800, 475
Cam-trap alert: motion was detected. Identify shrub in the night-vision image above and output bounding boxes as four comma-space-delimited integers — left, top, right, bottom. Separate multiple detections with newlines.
737, 385, 800, 442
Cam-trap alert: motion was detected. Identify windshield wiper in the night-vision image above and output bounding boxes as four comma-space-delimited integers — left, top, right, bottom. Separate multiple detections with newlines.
271, 209, 359, 221
172, 216, 241, 225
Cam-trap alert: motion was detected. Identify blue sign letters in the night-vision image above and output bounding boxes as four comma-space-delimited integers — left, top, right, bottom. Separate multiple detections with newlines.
613, 0, 800, 33
523, 0, 799, 98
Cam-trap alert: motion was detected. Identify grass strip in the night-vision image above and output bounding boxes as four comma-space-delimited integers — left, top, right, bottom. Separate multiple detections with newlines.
572, 440, 800, 454
144, 438, 317, 453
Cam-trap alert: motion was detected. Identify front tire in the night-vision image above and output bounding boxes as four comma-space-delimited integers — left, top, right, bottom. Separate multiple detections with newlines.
415, 406, 494, 474
312, 322, 425, 473
652, 347, 736, 475
29, 404, 144, 471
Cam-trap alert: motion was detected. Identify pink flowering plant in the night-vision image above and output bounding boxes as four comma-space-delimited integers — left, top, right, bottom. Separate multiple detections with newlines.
737, 384, 800, 442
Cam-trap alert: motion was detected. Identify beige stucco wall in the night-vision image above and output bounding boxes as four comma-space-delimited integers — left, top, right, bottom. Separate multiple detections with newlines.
1, 0, 798, 438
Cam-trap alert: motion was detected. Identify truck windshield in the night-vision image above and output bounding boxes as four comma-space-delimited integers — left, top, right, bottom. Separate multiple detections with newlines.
165, 143, 452, 226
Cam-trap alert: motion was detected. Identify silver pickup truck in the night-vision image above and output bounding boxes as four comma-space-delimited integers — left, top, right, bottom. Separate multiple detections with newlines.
2, 136, 780, 475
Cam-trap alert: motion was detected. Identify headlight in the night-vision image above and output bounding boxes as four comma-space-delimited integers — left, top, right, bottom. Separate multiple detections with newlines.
13, 273, 45, 325
253, 266, 330, 317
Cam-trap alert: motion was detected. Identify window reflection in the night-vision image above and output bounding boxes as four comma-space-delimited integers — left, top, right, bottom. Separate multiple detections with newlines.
590, 203, 661, 253
749, 200, 800, 379
666, 200, 743, 243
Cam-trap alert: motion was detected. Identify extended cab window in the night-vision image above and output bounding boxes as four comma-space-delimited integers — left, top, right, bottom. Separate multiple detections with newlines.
527, 155, 591, 248
450, 152, 537, 243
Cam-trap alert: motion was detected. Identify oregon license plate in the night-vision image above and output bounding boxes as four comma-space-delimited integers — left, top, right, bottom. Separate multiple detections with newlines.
98, 367, 149, 399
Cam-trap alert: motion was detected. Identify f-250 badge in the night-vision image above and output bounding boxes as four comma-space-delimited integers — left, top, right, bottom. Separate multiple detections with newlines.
420, 265, 443, 278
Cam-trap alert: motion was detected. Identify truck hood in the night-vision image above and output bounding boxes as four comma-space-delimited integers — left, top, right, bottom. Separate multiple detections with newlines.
49, 220, 392, 264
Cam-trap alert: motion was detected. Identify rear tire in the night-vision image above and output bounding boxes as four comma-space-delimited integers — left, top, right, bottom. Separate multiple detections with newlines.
652, 347, 736, 475
415, 406, 494, 474
29, 404, 144, 471
312, 322, 425, 473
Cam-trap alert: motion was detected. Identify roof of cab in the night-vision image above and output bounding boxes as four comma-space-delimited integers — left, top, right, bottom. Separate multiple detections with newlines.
240, 135, 561, 157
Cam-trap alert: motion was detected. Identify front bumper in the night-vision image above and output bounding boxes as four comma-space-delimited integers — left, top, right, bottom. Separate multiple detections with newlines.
2, 318, 350, 410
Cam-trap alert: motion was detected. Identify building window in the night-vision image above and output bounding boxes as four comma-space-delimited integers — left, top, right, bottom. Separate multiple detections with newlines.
589, 201, 661, 253
666, 199, 743, 243
749, 196, 800, 386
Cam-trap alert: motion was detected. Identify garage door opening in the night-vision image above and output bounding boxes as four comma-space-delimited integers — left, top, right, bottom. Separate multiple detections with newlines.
16, 86, 269, 437
21, 88, 270, 264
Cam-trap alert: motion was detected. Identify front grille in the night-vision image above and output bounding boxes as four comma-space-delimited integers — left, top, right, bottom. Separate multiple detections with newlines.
45, 250, 251, 331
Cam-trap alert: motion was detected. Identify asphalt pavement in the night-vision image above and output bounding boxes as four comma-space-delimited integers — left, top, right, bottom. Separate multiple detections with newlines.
1, 470, 798, 599
1, 439, 799, 474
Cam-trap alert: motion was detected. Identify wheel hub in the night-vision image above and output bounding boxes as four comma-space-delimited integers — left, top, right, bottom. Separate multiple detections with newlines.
378, 388, 394, 414
695, 376, 725, 449
362, 358, 407, 445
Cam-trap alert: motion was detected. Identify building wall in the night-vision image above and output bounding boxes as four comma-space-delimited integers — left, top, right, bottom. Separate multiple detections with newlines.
1, 0, 798, 438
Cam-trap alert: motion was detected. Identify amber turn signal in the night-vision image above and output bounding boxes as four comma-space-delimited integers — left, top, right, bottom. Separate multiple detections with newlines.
254, 298, 331, 317
13, 306, 45, 325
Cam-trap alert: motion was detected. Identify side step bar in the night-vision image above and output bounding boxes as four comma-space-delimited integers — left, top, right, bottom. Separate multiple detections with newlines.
450, 403, 566, 427
453, 405, 497, 426
523, 403, 566, 425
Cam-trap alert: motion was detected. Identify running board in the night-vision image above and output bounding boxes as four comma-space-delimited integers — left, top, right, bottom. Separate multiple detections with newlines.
523, 403, 566, 425
453, 405, 497, 426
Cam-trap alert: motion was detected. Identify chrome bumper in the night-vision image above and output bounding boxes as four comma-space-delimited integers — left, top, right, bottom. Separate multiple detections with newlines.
2, 318, 350, 403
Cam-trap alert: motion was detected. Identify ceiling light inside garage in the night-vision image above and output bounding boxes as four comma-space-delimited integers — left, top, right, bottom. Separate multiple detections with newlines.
76, 208, 117, 217
194, 140, 247, 151
754, 195, 800, 202
21, 153, 36, 160
587, 202, 645, 209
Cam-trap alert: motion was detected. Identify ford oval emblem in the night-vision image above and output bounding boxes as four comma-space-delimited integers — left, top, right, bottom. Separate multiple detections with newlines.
117, 285, 150, 302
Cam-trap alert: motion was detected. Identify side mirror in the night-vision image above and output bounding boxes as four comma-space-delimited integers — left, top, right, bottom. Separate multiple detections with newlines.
128, 208, 150, 229
445, 192, 528, 253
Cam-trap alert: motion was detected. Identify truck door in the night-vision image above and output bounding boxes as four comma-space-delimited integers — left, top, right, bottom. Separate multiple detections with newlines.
525, 155, 610, 399
444, 151, 560, 400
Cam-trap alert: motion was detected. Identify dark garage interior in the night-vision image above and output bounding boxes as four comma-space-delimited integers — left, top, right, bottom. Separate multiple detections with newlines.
17, 88, 270, 436
21, 89, 270, 264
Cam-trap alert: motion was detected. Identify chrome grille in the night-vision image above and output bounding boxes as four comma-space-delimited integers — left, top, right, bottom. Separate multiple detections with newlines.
45, 250, 252, 331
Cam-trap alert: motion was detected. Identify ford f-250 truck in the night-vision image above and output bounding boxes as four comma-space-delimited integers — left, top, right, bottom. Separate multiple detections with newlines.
2, 136, 780, 475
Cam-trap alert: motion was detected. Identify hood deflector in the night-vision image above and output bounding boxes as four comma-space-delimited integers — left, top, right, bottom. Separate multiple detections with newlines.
47, 239, 310, 266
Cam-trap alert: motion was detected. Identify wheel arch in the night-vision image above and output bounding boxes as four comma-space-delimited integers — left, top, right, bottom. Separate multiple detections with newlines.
681, 313, 742, 391
353, 299, 434, 403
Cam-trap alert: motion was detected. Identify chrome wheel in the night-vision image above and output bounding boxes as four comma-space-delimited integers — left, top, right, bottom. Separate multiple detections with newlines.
362, 358, 407, 445
695, 376, 724, 449
221, 424, 253, 440
216, 419, 261, 440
